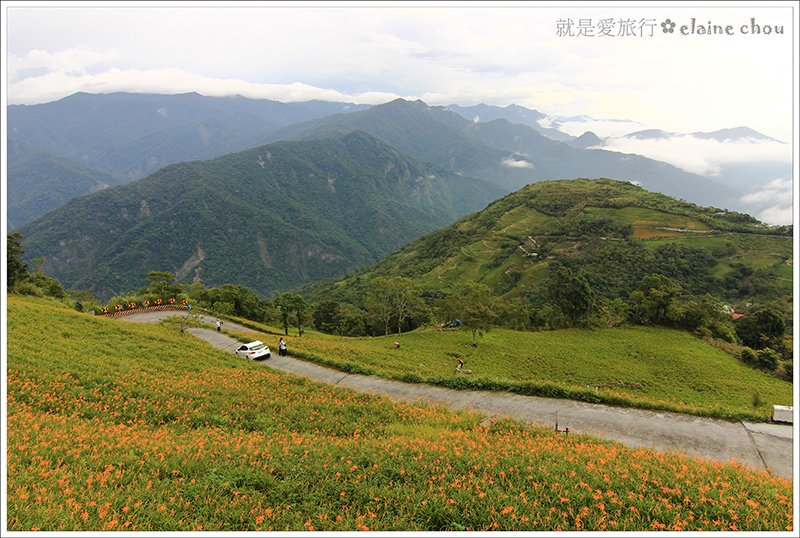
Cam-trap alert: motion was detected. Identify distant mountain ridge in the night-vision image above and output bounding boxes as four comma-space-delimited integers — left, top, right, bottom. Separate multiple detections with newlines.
8, 91, 781, 231
7, 92, 368, 227
265, 98, 740, 208
7, 140, 120, 229
624, 126, 781, 143
8, 92, 369, 179
445, 103, 573, 141
16, 131, 504, 300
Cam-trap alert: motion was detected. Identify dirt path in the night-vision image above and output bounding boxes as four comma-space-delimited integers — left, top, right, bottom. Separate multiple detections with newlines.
121, 312, 794, 479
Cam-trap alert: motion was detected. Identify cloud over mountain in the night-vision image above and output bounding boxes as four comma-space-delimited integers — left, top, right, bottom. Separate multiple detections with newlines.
739, 178, 793, 225
600, 135, 790, 177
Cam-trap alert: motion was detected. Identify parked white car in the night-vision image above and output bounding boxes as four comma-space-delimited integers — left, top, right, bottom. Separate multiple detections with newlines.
235, 340, 271, 360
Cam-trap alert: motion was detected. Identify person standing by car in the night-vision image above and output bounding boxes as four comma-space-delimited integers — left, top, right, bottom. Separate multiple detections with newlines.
278, 337, 287, 356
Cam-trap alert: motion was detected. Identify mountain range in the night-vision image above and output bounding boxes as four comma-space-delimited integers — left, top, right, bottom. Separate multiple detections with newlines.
9, 91, 783, 230
623, 127, 782, 143
7, 91, 790, 300
15, 131, 502, 299
7, 92, 367, 226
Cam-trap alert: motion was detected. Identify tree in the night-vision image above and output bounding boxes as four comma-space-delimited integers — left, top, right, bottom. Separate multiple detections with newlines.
636, 274, 682, 324
365, 278, 395, 335
336, 303, 367, 336
735, 309, 786, 351
162, 312, 202, 335
197, 284, 269, 322
313, 300, 342, 334
312, 300, 366, 336
144, 271, 183, 300
387, 277, 424, 334
274, 292, 308, 336
548, 264, 594, 326
593, 298, 629, 328
68, 288, 101, 312
365, 277, 425, 335
6, 232, 28, 289
438, 281, 498, 346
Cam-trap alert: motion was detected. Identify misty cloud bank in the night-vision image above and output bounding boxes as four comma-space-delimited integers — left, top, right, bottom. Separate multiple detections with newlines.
600, 135, 790, 177
596, 135, 792, 225
739, 178, 793, 226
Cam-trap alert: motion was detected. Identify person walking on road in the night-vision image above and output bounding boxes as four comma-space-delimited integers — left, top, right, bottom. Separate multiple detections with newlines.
215, 319, 222, 332
278, 337, 287, 356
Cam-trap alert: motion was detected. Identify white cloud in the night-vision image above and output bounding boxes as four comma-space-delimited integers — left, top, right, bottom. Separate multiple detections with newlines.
501, 158, 535, 169
601, 136, 791, 177
756, 205, 793, 226
738, 178, 793, 225
3, 4, 793, 141
7, 66, 411, 105
740, 178, 793, 204
7, 47, 119, 81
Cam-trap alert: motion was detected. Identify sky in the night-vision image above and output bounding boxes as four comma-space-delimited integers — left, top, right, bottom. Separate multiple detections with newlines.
2, 0, 798, 223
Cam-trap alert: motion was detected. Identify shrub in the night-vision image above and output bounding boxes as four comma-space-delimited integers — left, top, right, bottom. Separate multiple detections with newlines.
740, 347, 758, 366
741, 346, 779, 372
755, 348, 780, 371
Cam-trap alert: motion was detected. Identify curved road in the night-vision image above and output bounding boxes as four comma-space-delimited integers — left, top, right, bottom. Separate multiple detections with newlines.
121, 311, 794, 479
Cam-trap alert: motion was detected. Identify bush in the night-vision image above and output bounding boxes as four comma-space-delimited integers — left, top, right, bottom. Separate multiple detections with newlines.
13, 282, 44, 297
755, 348, 780, 371
740, 347, 779, 371
740, 347, 758, 366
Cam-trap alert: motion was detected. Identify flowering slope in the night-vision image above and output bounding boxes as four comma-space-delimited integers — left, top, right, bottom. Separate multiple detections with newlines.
6, 296, 793, 531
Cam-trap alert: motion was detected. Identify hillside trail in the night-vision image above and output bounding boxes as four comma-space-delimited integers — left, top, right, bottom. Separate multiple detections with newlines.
121, 311, 794, 479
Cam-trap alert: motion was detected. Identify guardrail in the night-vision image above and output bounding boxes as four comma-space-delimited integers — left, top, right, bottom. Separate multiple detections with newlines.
98, 305, 192, 318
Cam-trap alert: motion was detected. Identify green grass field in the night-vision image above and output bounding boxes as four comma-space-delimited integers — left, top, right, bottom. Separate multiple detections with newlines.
234, 322, 792, 421
6, 295, 794, 531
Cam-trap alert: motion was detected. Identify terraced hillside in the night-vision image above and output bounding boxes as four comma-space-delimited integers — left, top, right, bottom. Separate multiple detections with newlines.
302, 179, 791, 318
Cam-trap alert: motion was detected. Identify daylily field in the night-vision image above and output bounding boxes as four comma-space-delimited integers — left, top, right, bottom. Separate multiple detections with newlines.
5, 296, 794, 531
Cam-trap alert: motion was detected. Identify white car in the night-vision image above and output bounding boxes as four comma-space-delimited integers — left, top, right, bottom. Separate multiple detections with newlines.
235, 340, 271, 360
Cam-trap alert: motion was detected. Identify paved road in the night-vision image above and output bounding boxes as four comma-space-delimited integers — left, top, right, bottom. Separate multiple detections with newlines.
121, 311, 794, 479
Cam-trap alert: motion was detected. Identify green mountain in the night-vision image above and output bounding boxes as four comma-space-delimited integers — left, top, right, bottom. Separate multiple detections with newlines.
264, 98, 536, 191
7, 141, 120, 229
266, 98, 741, 209
7, 92, 371, 228
301, 179, 792, 316
16, 131, 504, 300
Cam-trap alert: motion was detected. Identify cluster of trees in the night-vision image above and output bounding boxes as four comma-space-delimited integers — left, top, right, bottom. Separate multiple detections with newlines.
307, 266, 791, 378
7, 232, 75, 305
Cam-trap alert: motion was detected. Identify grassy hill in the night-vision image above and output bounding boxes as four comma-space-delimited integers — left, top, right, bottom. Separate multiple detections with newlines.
302, 179, 791, 317
6, 295, 793, 531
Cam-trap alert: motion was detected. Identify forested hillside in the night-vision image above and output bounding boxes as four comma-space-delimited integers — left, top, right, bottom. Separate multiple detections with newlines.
16, 131, 503, 299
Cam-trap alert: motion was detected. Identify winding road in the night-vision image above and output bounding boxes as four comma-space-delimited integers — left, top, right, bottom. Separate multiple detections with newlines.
121, 311, 794, 479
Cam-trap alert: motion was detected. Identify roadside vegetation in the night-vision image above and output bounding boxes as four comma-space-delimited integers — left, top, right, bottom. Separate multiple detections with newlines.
6, 296, 793, 532
222, 318, 792, 421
